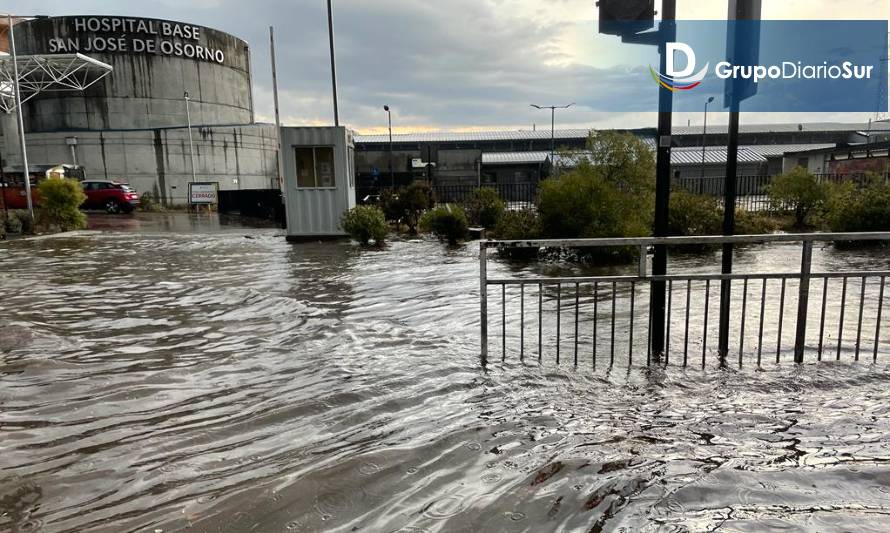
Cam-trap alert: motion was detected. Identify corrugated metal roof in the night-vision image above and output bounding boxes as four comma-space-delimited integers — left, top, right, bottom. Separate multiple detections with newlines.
353, 122, 890, 144
671, 122, 890, 136
742, 143, 836, 157
481, 151, 550, 165
354, 129, 594, 144
671, 147, 767, 165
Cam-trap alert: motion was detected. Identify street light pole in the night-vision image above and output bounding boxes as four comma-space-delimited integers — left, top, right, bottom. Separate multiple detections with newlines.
184, 91, 197, 185
530, 103, 574, 162
7, 14, 33, 217
700, 96, 714, 180
383, 105, 393, 188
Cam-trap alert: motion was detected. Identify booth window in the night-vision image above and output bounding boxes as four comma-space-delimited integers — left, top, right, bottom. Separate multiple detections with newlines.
295, 146, 336, 188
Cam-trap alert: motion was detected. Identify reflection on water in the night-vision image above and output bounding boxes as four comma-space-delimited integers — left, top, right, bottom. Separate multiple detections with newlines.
2, 215, 890, 532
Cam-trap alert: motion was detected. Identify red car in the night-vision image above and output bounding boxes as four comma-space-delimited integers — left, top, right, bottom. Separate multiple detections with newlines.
81, 180, 140, 214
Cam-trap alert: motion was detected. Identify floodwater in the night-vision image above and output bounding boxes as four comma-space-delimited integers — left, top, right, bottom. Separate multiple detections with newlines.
2, 213, 890, 532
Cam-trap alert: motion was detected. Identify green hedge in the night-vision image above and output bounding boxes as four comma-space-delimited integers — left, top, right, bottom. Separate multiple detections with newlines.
341, 205, 388, 246
36, 178, 87, 232
420, 205, 469, 245
826, 176, 890, 233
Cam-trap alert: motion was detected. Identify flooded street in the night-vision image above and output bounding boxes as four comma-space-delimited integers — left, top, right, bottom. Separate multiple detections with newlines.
3, 213, 890, 532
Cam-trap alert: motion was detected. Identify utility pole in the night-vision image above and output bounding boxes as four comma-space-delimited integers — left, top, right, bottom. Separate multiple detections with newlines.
8, 14, 33, 217
326, 0, 340, 126
650, 0, 677, 362
270, 26, 284, 191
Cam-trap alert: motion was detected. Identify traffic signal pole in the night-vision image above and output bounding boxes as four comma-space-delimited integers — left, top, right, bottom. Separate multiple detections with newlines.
650, 0, 676, 362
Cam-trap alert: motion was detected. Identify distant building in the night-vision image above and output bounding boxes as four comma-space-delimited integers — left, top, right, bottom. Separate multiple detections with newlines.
1, 15, 278, 206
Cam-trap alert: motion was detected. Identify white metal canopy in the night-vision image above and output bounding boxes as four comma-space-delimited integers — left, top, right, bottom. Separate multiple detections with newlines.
0, 53, 113, 113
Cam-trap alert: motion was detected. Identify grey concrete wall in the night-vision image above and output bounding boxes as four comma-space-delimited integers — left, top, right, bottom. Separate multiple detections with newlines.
21, 124, 278, 205
13, 16, 253, 131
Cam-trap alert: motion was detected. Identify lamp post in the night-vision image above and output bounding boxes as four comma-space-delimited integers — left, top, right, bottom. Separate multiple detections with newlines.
7, 14, 33, 217
700, 96, 715, 186
183, 91, 197, 185
530, 103, 574, 162
383, 105, 393, 188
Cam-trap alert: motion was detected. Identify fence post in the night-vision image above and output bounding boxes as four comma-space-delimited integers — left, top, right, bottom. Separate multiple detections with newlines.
794, 240, 813, 363
480, 241, 488, 367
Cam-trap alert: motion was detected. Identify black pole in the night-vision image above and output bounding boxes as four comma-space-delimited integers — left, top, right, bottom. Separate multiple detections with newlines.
387, 109, 393, 188
650, 0, 676, 361
718, 107, 740, 363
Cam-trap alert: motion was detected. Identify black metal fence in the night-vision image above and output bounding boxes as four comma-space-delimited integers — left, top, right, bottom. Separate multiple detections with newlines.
357, 183, 538, 210
673, 173, 890, 212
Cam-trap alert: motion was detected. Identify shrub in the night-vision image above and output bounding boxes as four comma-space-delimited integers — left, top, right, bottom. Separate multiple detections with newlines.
492, 209, 540, 259
378, 188, 402, 222
377, 182, 435, 233
466, 187, 506, 229
35, 178, 87, 232
667, 191, 722, 236
398, 181, 435, 233
421, 205, 469, 245
768, 167, 827, 227
11, 210, 34, 234
0, 221, 5, 240
340, 205, 388, 246
139, 191, 162, 212
735, 210, 778, 235
493, 209, 540, 240
825, 176, 890, 233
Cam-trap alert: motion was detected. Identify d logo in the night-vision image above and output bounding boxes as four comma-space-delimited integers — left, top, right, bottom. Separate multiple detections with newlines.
667, 42, 696, 77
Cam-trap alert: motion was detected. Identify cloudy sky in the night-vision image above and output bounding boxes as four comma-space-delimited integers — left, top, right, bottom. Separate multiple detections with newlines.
7, 0, 890, 133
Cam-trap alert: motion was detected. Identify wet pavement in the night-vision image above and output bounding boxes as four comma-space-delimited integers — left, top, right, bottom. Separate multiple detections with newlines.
2, 213, 890, 532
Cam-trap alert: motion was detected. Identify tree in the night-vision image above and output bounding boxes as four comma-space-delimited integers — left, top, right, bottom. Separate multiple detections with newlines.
36, 178, 87, 232
768, 167, 827, 227
537, 131, 654, 241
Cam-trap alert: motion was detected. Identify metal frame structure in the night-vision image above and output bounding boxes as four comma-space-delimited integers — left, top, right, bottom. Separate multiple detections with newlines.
480, 232, 890, 369
0, 53, 112, 113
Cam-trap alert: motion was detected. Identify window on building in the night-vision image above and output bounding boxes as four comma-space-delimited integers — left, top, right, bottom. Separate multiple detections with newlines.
797, 157, 809, 169
294, 146, 336, 188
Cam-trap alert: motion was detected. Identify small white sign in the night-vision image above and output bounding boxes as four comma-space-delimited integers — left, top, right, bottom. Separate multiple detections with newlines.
188, 182, 218, 205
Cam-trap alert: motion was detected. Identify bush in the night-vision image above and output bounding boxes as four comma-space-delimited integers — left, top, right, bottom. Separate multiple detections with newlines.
768, 167, 827, 227
139, 191, 162, 212
340, 205, 388, 246
825, 176, 890, 233
12, 210, 34, 234
735, 210, 778, 235
493, 209, 540, 240
466, 187, 506, 229
35, 178, 87, 232
667, 191, 722, 236
399, 181, 435, 233
492, 209, 540, 259
0, 222, 5, 240
420, 205, 469, 245
378, 182, 435, 233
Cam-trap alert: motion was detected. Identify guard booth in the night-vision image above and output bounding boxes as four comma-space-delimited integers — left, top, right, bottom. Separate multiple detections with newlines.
282, 126, 356, 241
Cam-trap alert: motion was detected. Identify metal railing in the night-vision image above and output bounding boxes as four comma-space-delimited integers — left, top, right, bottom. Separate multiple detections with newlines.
480, 233, 890, 369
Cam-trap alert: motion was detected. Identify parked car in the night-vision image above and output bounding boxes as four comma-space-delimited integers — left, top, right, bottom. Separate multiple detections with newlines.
80, 180, 140, 214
